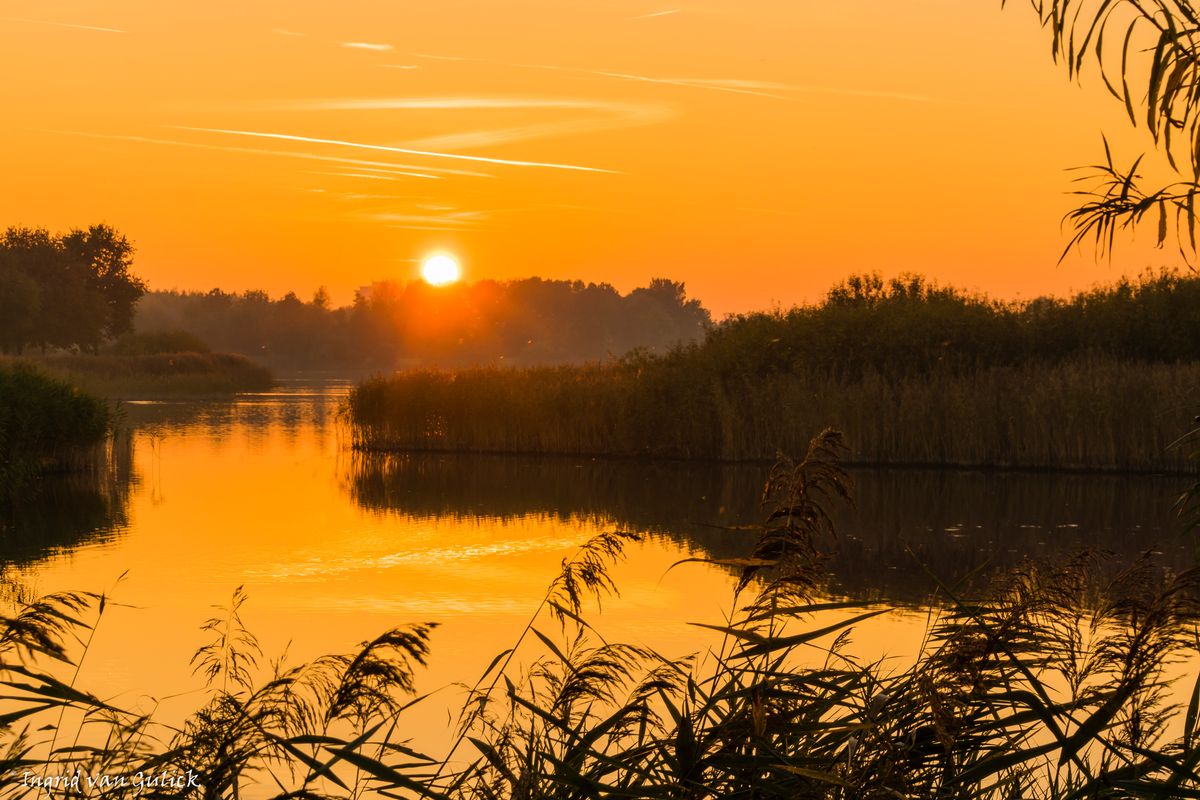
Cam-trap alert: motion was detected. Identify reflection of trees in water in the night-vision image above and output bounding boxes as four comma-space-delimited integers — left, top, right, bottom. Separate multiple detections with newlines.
344, 453, 1191, 603
0, 432, 137, 566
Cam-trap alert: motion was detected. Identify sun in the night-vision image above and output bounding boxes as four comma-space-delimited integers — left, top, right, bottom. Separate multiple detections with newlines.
421, 253, 462, 286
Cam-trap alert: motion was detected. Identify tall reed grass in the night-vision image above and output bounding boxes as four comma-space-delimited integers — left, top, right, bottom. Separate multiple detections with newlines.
0, 365, 112, 496
4, 430, 1200, 798
7, 353, 274, 398
349, 272, 1200, 471
349, 357, 1200, 472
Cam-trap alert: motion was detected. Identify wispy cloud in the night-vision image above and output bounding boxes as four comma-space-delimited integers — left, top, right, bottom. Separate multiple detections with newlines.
1, 16, 125, 33
409, 54, 786, 99
174, 127, 621, 173
270, 28, 306, 37
326, 192, 432, 202
631, 9, 681, 19
47, 130, 495, 178
271, 97, 621, 111
411, 53, 477, 62
341, 41, 392, 52
261, 96, 671, 151
380, 64, 421, 71
410, 53, 946, 104
401, 111, 668, 151
343, 165, 448, 178
365, 211, 487, 227
588, 70, 792, 100
607, 72, 944, 103
309, 170, 441, 181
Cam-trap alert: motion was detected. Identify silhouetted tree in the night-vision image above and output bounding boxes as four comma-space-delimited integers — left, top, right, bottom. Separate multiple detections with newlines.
134, 277, 713, 369
0, 225, 145, 354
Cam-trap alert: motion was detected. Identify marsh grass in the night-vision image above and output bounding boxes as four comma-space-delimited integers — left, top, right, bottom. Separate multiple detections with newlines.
349, 271, 1200, 472
0, 365, 113, 497
349, 357, 1200, 472
10, 353, 274, 398
3, 430, 1200, 798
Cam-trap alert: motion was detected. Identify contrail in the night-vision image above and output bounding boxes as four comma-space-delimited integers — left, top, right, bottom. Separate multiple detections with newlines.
1, 16, 125, 33
47, 130, 495, 178
174, 126, 620, 173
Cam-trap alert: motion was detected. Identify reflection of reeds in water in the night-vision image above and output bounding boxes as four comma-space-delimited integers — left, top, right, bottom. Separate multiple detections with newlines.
343, 450, 762, 526
349, 357, 1200, 472
344, 452, 1192, 603
0, 430, 136, 566
6, 430, 1200, 798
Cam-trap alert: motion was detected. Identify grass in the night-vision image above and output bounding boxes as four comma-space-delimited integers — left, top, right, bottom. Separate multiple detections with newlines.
11, 353, 274, 398
3, 430, 1200, 798
0, 365, 112, 497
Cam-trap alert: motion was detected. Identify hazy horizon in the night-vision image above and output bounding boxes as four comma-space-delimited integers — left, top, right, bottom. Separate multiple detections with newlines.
0, 1, 1181, 316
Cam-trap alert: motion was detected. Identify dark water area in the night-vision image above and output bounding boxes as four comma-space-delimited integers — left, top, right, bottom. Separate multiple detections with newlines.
346, 452, 1194, 603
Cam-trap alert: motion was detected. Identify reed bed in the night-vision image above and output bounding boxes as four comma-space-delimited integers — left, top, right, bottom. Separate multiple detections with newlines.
0, 365, 112, 496
13, 353, 274, 398
349, 271, 1200, 471
3, 431, 1200, 799
349, 356, 1200, 472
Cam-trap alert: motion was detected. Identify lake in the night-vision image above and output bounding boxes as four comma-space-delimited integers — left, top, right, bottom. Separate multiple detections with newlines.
2, 377, 1193, 753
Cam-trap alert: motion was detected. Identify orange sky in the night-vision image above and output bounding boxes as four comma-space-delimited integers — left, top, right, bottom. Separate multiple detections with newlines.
0, 1, 1180, 315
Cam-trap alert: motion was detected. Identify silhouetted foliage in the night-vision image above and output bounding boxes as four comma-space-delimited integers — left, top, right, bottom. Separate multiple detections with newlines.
0, 225, 145, 354
134, 277, 711, 369
0, 365, 112, 495
107, 329, 210, 356
710, 270, 1200, 378
350, 272, 1200, 468
1009, 1, 1200, 261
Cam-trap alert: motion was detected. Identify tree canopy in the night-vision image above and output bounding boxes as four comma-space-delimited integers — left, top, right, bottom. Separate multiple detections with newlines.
0, 224, 145, 354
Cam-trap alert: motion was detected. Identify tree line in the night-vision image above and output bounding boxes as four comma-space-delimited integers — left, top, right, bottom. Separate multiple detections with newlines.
0, 225, 145, 354
134, 277, 712, 369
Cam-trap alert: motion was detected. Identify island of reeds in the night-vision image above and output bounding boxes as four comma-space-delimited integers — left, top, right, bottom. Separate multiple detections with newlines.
349, 271, 1200, 473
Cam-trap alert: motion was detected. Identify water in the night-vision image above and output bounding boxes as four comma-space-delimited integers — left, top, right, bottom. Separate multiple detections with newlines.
2, 378, 1193, 752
